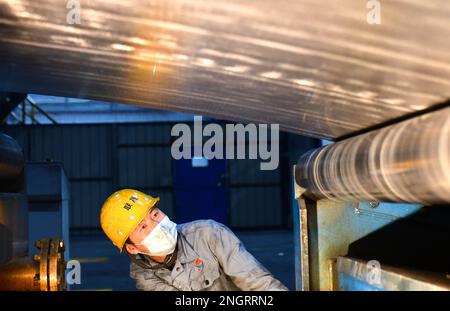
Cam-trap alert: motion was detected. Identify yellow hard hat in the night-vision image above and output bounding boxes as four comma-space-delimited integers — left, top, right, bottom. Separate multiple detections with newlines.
100, 189, 160, 252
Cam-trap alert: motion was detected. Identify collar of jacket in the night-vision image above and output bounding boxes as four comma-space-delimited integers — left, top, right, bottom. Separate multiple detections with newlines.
128, 245, 178, 270
176, 230, 202, 264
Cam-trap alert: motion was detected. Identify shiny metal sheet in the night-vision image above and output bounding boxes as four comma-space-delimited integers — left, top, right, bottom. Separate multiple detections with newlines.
1, 0, 450, 139
337, 257, 450, 291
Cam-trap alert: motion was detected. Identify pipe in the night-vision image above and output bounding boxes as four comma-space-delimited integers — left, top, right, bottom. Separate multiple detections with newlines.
0, 258, 39, 291
0, 133, 24, 193
0, 238, 67, 291
295, 107, 450, 205
0, 193, 28, 264
1, 1, 450, 139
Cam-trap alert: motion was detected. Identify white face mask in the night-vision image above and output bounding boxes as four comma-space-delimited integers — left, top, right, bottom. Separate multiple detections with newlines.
135, 215, 178, 256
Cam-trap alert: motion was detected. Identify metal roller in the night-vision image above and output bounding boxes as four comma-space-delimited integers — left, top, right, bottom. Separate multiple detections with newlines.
295, 107, 450, 205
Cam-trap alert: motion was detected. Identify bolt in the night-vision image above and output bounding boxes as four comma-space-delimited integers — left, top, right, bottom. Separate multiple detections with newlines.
369, 201, 380, 209
353, 202, 361, 215
34, 240, 42, 249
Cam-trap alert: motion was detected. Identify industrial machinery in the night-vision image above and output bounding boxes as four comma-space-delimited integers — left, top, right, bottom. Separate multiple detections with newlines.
0, 0, 449, 290
0, 238, 67, 291
0, 133, 67, 291
293, 108, 450, 290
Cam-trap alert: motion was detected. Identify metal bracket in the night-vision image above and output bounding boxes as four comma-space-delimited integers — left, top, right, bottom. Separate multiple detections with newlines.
293, 164, 422, 291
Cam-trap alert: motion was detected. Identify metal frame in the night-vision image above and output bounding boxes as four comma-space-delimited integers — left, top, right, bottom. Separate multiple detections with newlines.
293, 167, 423, 290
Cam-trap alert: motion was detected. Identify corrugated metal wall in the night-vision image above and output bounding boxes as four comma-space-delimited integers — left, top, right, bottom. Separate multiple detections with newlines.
116, 123, 174, 220
1, 125, 116, 229
228, 158, 283, 227
1, 123, 318, 230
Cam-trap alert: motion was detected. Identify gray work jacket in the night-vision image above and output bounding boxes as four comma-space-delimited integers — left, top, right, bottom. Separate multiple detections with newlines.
129, 219, 288, 291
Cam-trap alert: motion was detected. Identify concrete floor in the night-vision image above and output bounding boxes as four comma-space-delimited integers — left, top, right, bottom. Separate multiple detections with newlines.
69, 229, 295, 291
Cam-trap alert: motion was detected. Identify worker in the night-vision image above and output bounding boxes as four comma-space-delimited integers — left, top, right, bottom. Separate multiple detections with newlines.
100, 189, 288, 291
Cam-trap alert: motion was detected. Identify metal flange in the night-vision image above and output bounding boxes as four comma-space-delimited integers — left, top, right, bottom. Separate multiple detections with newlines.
33, 238, 67, 291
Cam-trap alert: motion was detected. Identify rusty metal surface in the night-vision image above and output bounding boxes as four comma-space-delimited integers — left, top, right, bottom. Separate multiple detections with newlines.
337, 257, 450, 291
296, 107, 450, 204
1, 0, 450, 139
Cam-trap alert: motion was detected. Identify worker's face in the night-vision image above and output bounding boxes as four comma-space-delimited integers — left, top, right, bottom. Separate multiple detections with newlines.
125, 207, 166, 255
